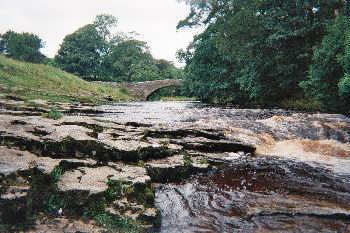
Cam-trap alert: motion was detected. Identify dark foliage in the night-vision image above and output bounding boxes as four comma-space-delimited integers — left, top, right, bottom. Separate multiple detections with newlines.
0, 31, 45, 63
179, 0, 349, 112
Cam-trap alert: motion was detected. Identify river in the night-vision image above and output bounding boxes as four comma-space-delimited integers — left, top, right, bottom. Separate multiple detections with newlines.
93, 101, 350, 233
1, 100, 350, 232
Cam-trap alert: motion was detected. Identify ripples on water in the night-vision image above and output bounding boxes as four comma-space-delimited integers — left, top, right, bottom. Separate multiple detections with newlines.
97, 101, 201, 124
96, 101, 295, 125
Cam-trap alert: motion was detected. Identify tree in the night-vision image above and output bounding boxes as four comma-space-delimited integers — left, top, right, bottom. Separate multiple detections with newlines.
94, 14, 119, 42
301, 15, 350, 112
106, 39, 151, 81
179, 27, 248, 103
179, 0, 345, 106
55, 14, 120, 80
0, 30, 45, 63
155, 59, 183, 80
56, 14, 182, 82
339, 1, 350, 110
338, 30, 350, 108
106, 39, 182, 82
55, 24, 105, 80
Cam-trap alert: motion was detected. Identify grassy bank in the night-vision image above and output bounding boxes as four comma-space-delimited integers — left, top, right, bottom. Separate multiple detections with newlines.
0, 55, 132, 103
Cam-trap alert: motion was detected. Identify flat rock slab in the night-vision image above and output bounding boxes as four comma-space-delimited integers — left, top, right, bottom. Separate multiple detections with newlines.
146, 155, 209, 182
29, 217, 103, 233
146, 154, 207, 169
0, 114, 178, 161
0, 146, 60, 176
1, 100, 350, 232
0, 146, 96, 177
0, 114, 94, 142
58, 165, 150, 195
1, 185, 30, 201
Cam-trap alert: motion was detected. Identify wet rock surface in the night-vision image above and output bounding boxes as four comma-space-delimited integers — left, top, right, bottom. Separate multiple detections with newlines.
156, 158, 350, 232
0, 100, 349, 232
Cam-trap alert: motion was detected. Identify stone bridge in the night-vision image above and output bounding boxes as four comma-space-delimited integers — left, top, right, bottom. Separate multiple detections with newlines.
98, 79, 183, 100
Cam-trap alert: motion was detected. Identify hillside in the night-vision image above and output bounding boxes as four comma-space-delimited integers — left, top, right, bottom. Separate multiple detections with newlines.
0, 55, 132, 103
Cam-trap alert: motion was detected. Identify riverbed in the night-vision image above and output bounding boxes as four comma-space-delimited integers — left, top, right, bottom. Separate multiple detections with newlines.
1, 100, 350, 232
96, 101, 350, 232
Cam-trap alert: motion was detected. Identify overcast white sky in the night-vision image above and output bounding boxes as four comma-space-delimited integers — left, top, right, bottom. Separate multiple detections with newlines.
0, 0, 200, 66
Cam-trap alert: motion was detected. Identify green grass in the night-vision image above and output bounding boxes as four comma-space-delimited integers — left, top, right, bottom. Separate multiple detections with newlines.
0, 55, 133, 103
50, 166, 64, 183
93, 213, 142, 233
45, 108, 63, 120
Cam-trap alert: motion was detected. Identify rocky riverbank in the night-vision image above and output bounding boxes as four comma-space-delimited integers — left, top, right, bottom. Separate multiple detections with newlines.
0, 100, 349, 232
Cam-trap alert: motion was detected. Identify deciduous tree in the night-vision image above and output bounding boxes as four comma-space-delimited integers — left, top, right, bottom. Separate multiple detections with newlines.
0, 31, 45, 63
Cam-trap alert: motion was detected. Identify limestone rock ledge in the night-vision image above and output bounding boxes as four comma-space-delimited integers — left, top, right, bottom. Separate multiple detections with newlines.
0, 103, 259, 232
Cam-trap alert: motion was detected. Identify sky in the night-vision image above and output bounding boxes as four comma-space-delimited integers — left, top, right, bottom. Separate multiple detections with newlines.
0, 0, 201, 66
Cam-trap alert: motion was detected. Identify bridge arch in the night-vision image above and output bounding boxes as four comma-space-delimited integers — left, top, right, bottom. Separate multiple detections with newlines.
96, 79, 183, 101
124, 79, 183, 100
144, 81, 183, 100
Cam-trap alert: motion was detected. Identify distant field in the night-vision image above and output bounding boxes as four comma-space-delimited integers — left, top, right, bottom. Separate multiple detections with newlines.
0, 55, 132, 103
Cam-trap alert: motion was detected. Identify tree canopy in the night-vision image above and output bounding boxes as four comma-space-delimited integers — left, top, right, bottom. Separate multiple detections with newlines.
55, 14, 182, 82
0, 30, 45, 63
301, 15, 350, 112
55, 24, 105, 80
178, 0, 349, 112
